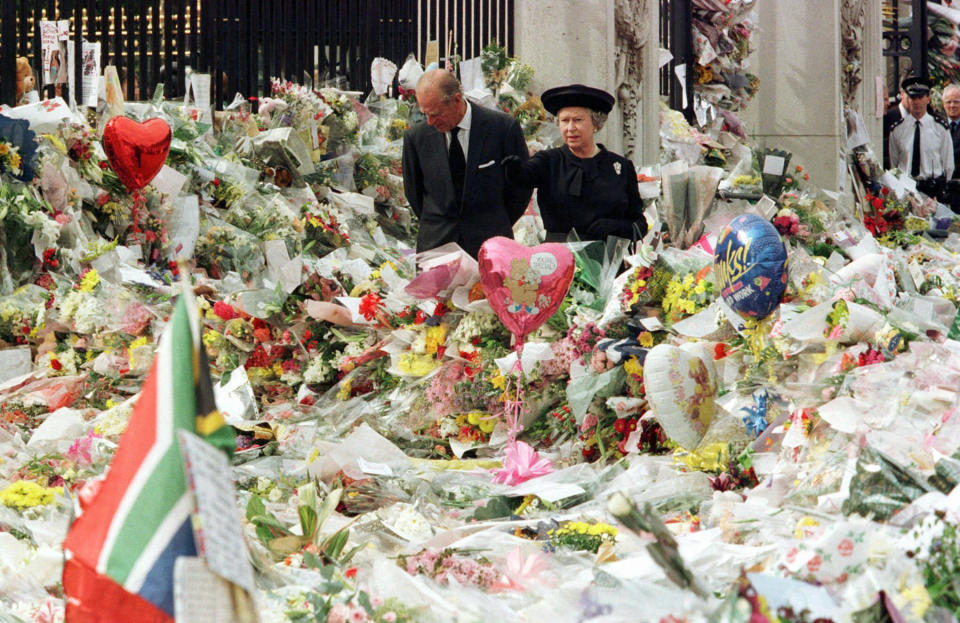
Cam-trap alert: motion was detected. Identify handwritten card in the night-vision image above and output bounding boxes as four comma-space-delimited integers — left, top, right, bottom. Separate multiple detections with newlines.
173, 557, 237, 623
178, 431, 256, 593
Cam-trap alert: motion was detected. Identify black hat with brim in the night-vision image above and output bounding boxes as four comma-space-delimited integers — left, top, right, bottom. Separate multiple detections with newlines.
902, 75, 931, 97
541, 84, 615, 116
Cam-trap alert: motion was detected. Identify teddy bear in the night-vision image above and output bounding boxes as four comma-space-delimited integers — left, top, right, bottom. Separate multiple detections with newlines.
504, 258, 540, 313
16, 56, 36, 105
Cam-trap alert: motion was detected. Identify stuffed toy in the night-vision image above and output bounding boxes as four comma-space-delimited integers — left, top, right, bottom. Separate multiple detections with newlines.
16, 56, 36, 105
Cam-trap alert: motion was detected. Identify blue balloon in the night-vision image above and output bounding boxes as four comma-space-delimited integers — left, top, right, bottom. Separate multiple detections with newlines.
713, 214, 788, 320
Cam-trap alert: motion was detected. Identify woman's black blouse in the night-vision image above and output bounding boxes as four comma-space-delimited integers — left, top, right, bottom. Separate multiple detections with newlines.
505, 144, 648, 241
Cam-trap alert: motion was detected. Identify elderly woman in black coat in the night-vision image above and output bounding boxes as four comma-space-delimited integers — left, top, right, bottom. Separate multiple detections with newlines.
503, 84, 648, 243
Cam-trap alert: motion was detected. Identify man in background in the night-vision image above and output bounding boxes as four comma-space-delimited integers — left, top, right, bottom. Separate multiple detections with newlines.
942, 83, 960, 211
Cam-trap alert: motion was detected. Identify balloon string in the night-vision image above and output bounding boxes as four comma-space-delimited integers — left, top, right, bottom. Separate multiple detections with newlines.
743, 317, 770, 362
131, 189, 141, 232
504, 337, 526, 443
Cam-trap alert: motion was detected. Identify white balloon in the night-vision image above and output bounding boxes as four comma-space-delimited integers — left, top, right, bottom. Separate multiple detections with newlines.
643, 344, 717, 449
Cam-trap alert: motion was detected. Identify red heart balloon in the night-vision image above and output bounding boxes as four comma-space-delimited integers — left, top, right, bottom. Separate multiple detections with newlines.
478, 237, 575, 342
102, 116, 172, 193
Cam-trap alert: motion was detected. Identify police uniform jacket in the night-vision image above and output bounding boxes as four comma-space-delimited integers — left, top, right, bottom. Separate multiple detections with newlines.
889, 113, 955, 180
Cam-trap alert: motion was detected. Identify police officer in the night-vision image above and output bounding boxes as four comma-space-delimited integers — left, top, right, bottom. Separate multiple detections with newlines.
889, 76, 954, 201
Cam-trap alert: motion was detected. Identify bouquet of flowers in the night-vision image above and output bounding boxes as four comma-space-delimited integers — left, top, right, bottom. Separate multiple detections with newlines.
0, 284, 50, 344
547, 520, 617, 554
224, 197, 303, 257
862, 186, 924, 247
318, 88, 361, 155
0, 185, 61, 293
0, 114, 38, 181
397, 548, 499, 590
661, 268, 716, 325
354, 152, 403, 205
194, 217, 266, 280
0, 136, 24, 177
300, 199, 352, 253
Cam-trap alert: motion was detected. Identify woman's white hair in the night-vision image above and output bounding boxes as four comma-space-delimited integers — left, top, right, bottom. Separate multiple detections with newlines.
590, 110, 607, 131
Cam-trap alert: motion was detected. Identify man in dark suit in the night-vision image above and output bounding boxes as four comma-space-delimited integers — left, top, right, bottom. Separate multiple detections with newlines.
402, 69, 532, 257
943, 84, 960, 212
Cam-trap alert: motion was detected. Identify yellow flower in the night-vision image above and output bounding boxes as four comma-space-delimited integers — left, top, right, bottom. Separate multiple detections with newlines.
638, 332, 654, 348
490, 370, 506, 390
337, 379, 352, 400
792, 516, 820, 539
0, 480, 62, 510
674, 442, 728, 470
467, 412, 482, 426
9, 153, 21, 170
129, 336, 150, 350
425, 324, 448, 355
397, 353, 440, 376
623, 356, 643, 378
78, 269, 101, 293
202, 329, 223, 349
478, 418, 496, 434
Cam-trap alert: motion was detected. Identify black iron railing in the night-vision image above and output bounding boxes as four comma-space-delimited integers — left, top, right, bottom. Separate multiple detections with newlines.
882, 0, 929, 93
0, 0, 514, 107
659, 0, 694, 122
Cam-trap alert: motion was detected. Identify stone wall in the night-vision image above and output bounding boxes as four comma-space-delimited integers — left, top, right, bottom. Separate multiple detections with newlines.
513, 0, 621, 153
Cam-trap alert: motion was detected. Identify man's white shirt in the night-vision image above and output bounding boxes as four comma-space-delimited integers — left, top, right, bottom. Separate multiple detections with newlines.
889, 112, 955, 180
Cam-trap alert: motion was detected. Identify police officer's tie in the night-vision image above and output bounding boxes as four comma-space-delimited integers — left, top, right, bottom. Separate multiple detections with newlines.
449, 127, 466, 207
912, 120, 921, 177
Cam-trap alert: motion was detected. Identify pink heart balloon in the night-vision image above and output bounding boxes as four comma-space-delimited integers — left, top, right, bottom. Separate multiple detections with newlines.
478, 237, 575, 341
102, 116, 172, 193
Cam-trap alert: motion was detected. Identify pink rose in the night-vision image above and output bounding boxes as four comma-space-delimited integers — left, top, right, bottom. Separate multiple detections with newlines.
382, 613, 397, 623
328, 603, 350, 623
350, 607, 368, 622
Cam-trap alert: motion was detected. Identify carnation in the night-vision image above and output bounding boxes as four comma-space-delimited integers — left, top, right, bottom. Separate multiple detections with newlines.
74, 295, 106, 334
303, 356, 333, 385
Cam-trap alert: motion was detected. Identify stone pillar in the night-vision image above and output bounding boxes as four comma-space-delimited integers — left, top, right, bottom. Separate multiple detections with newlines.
859, 0, 884, 152
840, 0, 883, 150
514, 0, 621, 152
613, 0, 661, 167
745, 0, 844, 191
